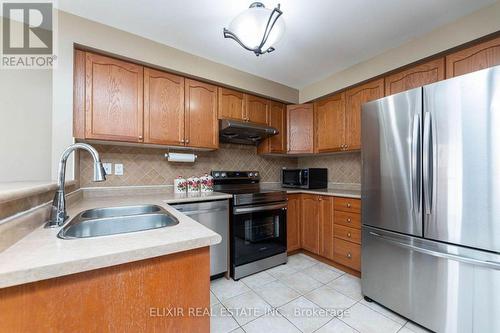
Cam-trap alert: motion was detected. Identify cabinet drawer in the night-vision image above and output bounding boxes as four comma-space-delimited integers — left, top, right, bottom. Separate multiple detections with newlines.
334, 225, 361, 244
333, 238, 361, 271
334, 197, 361, 213
334, 211, 361, 229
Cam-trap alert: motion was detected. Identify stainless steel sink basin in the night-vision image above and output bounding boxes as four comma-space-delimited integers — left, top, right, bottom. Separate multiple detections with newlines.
58, 205, 179, 239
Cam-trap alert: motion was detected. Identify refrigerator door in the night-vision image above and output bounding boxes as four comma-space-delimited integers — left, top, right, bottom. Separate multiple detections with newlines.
362, 226, 500, 333
423, 66, 500, 252
362, 88, 423, 236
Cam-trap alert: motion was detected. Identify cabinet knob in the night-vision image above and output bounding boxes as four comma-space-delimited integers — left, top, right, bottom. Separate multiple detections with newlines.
346, 252, 352, 259
347, 218, 351, 223
347, 203, 351, 208
180, 139, 185, 143
185, 139, 190, 144
139, 135, 143, 140
347, 232, 351, 238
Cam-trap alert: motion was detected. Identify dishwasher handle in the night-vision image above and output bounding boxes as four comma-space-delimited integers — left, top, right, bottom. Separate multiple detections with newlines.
175, 207, 228, 215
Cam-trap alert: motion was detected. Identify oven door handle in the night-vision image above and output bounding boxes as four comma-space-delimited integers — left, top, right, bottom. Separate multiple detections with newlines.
233, 203, 287, 215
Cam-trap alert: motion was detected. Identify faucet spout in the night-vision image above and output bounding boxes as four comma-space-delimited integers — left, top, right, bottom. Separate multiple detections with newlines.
46, 143, 106, 228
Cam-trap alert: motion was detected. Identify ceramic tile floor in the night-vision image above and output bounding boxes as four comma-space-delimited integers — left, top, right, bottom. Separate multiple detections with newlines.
210, 253, 433, 333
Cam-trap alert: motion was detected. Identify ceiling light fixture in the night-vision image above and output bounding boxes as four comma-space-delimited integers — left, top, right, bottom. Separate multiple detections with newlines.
223, 2, 284, 56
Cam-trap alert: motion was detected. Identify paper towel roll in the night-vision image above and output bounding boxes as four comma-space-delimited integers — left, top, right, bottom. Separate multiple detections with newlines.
165, 153, 197, 163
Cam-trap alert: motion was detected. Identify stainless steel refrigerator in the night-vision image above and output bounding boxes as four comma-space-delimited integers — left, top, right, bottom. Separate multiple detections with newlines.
361, 66, 500, 333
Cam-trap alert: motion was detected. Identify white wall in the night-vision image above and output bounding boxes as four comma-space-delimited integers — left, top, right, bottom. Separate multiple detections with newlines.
300, 1, 500, 102
0, 68, 52, 182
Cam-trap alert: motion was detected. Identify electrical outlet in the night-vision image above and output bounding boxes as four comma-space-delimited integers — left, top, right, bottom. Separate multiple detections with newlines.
114, 163, 124, 176
102, 163, 112, 175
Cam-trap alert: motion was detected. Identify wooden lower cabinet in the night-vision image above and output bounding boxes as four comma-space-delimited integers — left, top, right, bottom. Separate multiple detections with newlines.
288, 194, 361, 272
287, 194, 301, 252
300, 194, 320, 254
0, 247, 210, 333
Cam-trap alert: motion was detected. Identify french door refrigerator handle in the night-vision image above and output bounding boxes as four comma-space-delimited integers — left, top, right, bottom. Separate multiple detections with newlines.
423, 111, 433, 215
411, 113, 421, 213
368, 232, 500, 270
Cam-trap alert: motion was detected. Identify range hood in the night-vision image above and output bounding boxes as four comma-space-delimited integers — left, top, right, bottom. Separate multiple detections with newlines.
219, 119, 279, 145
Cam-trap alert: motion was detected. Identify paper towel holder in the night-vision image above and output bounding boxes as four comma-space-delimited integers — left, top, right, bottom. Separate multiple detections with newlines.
165, 150, 198, 163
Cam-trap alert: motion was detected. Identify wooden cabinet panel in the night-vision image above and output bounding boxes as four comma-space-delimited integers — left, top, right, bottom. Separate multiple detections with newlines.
319, 196, 334, 260
144, 68, 185, 145
301, 194, 320, 254
185, 79, 218, 149
345, 79, 384, 150
218, 88, 245, 121
314, 93, 345, 153
446, 36, 500, 78
334, 211, 361, 229
334, 197, 361, 214
334, 224, 361, 244
0, 248, 210, 333
258, 101, 287, 154
333, 238, 361, 271
85, 52, 144, 142
287, 104, 314, 154
73, 49, 86, 139
287, 194, 301, 252
385, 58, 445, 95
245, 95, 269, 124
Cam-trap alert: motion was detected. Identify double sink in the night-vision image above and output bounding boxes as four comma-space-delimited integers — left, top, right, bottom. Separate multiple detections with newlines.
58, 205, 179, 239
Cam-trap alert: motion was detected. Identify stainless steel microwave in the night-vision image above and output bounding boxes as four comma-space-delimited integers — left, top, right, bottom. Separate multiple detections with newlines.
281, 168, 328, 189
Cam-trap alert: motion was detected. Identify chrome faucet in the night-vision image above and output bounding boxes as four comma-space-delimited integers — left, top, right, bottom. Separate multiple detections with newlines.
45, 143, 106, 228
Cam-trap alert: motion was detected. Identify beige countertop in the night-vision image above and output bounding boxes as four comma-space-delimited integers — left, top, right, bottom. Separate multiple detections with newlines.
0, 189, 231, 289
260, 183, 361, 199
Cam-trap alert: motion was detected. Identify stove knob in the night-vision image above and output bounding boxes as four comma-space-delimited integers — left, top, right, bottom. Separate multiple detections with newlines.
254, 172, 259, 177
221, 172, 227, 178
214, 172, 220, 178
249, 172, 254, 177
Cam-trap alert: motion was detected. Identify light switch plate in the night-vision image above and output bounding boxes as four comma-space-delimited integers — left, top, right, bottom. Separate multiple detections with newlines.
102, 163, 112, 175
114, 163, 124, 176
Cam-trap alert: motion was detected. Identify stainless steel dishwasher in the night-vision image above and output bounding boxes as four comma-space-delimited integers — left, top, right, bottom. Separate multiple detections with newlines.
171, 200, 229, 277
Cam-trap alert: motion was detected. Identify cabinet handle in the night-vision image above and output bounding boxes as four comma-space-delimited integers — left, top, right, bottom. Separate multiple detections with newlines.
347, 218, 351, 223
186, 139, 190, 144
347, 232, 351, 238
347, 203, 351, 208
139, 135, 143, 140
346, 252, 352, 259
180, 139, 185, 143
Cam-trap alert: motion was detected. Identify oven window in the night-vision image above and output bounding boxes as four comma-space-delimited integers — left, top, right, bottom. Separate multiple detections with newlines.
232, 208, 287, 266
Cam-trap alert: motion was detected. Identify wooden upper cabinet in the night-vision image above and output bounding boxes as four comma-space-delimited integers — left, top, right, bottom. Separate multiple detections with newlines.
287, 104, 314, 154
245, 95, 269, 125
385, 58, 445, 95
287, 194, 301, 252
446, 36, 500, 78
185, 79, 218, 149
144, 68, 185, 146
314, 93, 345, 153
301, 195, 320, 254
345, 78, 384, 151
258, 101, 287, 154
85, 52, 144, 142
218, 88, 245, 121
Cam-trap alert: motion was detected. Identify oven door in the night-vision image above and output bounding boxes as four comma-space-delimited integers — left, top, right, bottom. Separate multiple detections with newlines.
232, 202, 287, 267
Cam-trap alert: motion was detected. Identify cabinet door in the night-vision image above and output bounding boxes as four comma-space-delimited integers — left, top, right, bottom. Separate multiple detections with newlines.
245, 95, 269, 124
385, 58, 445, 95
85, 52, 144, 142
287, 194, 301, 252
144, 68, 185, 146
287, 104, 314, 154
319, 196, 334, 260
345, 79, 384, 151
301, 195, 320, 254
446, 36, 500, 78
314, 93, 345, 153
218, 88, 245, 121
185, 79, 218, 149
258, 101, 287, 154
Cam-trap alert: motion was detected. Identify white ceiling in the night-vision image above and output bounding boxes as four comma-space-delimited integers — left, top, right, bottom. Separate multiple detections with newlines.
58, 0, 495, 89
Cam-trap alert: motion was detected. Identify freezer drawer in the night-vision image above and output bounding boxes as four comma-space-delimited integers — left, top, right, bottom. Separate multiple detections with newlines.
362, 226, 500, 333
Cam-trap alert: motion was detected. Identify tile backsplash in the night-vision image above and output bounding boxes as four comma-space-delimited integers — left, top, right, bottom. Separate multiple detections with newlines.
79, 144, 298, 187
79, 144, 361, 187
298, 152, 361, 184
